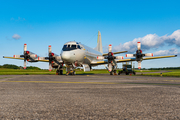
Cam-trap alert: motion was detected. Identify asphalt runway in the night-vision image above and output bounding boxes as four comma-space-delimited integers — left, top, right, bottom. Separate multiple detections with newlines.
0, 75, 180, 119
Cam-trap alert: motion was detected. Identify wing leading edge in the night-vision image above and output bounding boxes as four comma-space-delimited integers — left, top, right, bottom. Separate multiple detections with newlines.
91, 55, 177, 65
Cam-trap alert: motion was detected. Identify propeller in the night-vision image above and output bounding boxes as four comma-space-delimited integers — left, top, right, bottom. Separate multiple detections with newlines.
126, 42, 153, 69
97, 44, 123, 72
38, 45, 61, 71
13, 44, 37, 69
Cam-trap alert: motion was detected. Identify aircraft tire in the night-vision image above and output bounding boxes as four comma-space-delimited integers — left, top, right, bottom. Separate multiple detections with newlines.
133, 72, 136, 75
60, 70, 63, 75
110, 71, 113, 75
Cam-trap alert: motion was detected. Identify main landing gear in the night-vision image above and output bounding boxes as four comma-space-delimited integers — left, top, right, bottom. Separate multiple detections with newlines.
110, 70, 117, 75
56, 65, 63, 75
56, 69, 63, 75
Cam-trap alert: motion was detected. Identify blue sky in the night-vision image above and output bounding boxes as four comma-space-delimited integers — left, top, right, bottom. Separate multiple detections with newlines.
0, 0, 180, 69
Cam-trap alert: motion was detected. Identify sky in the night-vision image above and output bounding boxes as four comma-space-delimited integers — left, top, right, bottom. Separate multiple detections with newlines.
0, 0, 180, 69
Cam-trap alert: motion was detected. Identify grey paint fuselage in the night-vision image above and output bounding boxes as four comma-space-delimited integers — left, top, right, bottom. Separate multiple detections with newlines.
61, 41, 102, 66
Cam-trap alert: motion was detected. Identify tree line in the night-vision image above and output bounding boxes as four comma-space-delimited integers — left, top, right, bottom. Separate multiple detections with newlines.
0, 64, 41, 70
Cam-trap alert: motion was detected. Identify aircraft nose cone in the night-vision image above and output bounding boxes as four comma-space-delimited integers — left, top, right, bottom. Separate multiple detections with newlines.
62, 52, 71, 60
61, 51, 75, 62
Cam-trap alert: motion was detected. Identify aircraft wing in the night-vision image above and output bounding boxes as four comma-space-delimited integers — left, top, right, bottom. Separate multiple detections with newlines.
91, 55, 177, 65
116, 55, 177, 63
3, 56, 24, 60
102, 51, 128, 56
142, 55, 177, 60
3, 56, 50, 62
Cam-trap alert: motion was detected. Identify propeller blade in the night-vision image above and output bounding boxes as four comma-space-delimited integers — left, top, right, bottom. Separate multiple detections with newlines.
116, 56, 123, 59
13, 55, 20, 58
108, 44, 112, 52
38, 57, 46, 60
145, 53, 153, 57
126, 54, 134, 57
138, 61, 141, 69
24, 59, 26, 69
24, 44, 27, 52
137, 42, 141, 50
97, 56, 104, 60
49, 62, 52, 71
48, 45, 52, 54
108, 63, 112, 72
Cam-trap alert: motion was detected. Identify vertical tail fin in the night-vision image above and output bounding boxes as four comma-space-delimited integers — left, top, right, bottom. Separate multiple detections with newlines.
95, 31, 103, 53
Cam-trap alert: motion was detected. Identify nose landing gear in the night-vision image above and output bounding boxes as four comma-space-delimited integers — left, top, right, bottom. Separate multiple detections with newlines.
66, 70, 76, 76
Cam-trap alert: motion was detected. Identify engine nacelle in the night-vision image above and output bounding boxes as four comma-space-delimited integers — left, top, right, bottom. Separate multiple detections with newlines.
145, 53, 153, 57
55, 56, 61, 60
97, 56, 104, 60
30, 54, 37, 58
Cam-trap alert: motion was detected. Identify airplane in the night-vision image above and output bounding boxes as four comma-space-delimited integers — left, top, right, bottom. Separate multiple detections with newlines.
3, 31, 177, 75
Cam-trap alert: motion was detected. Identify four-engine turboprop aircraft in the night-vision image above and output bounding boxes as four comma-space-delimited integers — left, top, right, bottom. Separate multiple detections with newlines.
3, 31, 177, 75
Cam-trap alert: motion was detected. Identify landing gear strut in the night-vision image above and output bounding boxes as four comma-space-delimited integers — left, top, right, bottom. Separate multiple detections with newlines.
56, 65, 63, 75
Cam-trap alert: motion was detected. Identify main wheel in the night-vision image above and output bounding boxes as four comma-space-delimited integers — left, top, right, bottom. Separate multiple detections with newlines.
133, 72, 136, 75
126, 72, 129, 75
60, 70, 63, 75
110, 71, 113, 75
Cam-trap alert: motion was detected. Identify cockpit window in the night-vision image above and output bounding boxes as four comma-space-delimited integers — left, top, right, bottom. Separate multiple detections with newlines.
71, 45, 76, 48
62, 44, 80, 51
77, 45, 81, 49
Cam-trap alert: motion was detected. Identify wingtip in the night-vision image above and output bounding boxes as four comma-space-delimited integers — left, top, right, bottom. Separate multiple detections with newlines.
175, 55, 177, 57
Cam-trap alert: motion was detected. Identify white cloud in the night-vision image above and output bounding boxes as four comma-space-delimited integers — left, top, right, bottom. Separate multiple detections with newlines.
154, 48, 180, 56
12, 34, 21, 40
110, 29, 180, 53
10, 17, 25, 21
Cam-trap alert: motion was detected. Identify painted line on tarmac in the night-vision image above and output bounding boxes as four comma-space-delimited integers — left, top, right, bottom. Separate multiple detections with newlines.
1, 81, 180, 86
1, 81, 118, 84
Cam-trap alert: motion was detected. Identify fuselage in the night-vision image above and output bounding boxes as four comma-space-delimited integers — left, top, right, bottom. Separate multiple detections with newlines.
61, 41, 102, 67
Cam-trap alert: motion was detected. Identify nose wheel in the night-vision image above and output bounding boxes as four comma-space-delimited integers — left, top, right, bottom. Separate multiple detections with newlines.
66, 70, 76, 76
110, 70, 117, 75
